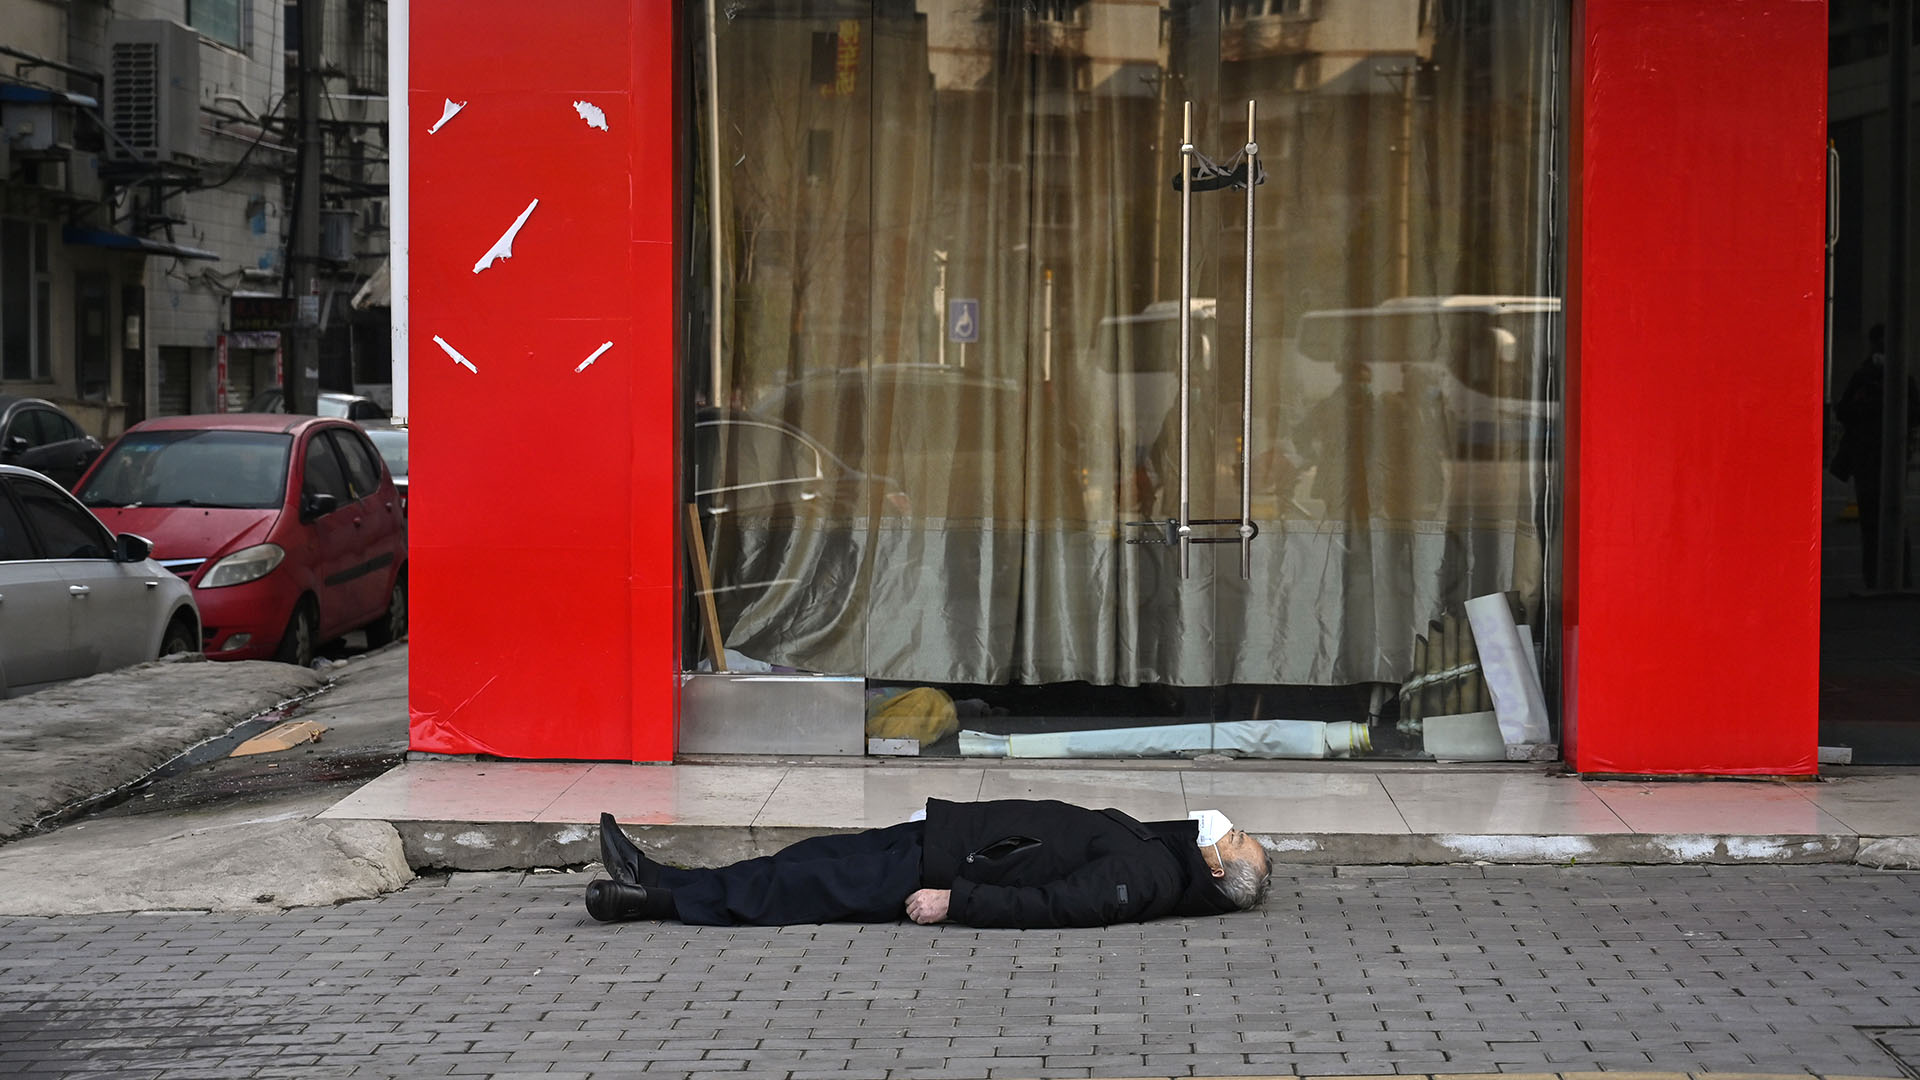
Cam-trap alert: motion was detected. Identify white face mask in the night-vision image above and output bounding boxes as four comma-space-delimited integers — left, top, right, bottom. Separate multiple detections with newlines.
1188, 809, 1235, 850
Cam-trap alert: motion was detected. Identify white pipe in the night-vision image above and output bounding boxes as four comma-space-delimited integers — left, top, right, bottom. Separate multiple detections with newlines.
389, 0, 410, 424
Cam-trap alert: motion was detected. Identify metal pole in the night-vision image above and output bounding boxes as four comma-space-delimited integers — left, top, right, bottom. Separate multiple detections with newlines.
286, 0, 325, 416
1877, 0, 1912, 591
1240, 99, 1257, 580
1178, 100, 1194, 577
705, 0, 726, 408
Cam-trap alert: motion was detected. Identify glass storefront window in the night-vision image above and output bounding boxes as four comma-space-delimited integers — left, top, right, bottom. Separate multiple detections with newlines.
687, 0, 1565, 761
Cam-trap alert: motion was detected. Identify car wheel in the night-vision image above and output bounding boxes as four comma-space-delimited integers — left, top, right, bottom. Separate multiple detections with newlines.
159, 614, 198, 659
365, 574, 408, 648
274, 600, 316, 667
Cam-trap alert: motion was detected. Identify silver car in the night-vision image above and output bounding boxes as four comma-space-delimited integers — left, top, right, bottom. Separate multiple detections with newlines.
0, 465, 199, 697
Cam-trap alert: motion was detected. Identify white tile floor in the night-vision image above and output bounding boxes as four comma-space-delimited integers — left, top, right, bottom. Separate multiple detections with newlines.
320, 760, 1920, 838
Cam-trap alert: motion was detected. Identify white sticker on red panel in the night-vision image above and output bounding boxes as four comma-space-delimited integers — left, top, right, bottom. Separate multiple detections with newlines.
473, 199, 539, 275
574, 341, 614, 373
428, 98, 467, 134
432, 334, 478, 373
573, 101, 609, 132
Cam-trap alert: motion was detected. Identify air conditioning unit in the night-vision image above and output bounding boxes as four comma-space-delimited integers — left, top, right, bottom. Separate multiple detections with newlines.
106, 19, 202, 164
25, 151, 105, 201
320, 208, 357, 262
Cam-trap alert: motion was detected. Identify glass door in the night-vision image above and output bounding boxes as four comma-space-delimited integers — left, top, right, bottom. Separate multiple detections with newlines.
691, 0, 1565, 761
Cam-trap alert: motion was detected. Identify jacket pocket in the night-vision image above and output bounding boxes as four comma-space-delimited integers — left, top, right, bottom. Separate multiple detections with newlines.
964, 835, 1042, 865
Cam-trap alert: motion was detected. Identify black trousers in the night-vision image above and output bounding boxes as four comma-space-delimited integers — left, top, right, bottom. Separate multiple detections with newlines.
654, 820, 926, 926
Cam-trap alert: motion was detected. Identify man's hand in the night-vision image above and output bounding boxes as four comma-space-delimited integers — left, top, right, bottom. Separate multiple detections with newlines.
906, 888, 951, 925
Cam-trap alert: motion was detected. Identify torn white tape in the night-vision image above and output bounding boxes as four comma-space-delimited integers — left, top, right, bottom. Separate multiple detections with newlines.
427, 98, 466, 135
473, 198, 538, 274
574, 341, 613, 373
432, 334, 478, 373
573, 100, 609, 132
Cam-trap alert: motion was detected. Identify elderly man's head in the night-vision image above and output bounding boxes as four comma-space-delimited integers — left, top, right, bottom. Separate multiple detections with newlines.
1200, 827, 1271, 910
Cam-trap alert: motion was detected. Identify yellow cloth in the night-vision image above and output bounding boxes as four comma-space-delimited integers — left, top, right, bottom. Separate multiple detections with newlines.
864, 687, 958, 746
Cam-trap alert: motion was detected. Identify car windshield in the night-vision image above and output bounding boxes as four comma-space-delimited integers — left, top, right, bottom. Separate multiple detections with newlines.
317, 397, 350, 418
75, 430, 293, 509
365, 429, 407, 477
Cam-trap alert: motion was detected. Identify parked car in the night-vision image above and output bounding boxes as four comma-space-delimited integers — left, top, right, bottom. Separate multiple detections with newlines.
358, 422, 407, 517
243, 388, 392, 422
0, 464, 199, 697
73, 414, 408, 667
0, 395, 105, 489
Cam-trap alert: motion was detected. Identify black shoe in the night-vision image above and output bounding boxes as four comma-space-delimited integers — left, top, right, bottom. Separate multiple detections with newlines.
584, 878, 676, 923
599, 812, 654, 885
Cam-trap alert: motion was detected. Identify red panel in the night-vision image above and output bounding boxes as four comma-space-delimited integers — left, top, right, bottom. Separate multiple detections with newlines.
627, 0, 682, 761
1563, 0, 1826, 774
409, 0, 679, 761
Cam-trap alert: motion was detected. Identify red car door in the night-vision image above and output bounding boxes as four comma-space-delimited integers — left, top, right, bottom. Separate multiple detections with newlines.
295, 431, 368, 639
323, 427, 401, 621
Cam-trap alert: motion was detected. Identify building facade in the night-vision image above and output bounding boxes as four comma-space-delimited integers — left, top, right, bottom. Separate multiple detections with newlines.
401, 0, 1838, 775
0, 0, 391, 435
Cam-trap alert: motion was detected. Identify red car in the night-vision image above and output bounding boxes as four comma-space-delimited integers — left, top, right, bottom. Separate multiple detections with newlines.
73, 414, 408, 666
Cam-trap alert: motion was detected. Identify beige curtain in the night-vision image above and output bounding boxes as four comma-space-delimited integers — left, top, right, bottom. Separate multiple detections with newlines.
696, 0, 1561, 690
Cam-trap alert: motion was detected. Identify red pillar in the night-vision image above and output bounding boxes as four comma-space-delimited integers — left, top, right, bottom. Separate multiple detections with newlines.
407, 0, 679, 762
1563, 0, 1827, 774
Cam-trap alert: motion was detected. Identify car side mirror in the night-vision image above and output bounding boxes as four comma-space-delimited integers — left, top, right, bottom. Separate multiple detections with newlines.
301, 492, 338, 521
114, 533, 153, 563
2, 435, 26, 455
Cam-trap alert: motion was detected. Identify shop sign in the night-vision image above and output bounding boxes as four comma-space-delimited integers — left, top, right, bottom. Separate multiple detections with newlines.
230, 330, 280, 349
215, 334, 229, 412
230, 295, 295, 332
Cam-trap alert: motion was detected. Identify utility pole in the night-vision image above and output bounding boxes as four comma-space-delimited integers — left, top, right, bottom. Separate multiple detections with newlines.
285, 0, 325, 416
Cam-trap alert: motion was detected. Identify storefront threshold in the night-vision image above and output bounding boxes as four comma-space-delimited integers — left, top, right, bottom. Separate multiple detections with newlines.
319, 759, 1920, 873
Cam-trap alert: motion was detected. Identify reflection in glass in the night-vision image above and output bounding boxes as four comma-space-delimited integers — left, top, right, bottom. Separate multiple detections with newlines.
689, 0, 1563, 755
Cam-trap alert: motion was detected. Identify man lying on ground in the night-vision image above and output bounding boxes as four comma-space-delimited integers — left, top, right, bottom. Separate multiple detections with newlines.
585, 798, 1270, 928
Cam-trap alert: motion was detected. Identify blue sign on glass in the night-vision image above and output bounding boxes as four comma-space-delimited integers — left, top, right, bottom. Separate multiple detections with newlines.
947, 299, 980, 344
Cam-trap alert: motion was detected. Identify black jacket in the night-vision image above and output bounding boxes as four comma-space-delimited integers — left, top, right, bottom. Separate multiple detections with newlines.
920, 798, 1240, 928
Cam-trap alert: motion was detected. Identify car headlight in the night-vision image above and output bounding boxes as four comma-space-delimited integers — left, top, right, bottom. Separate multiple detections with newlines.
199, 543, 286, 588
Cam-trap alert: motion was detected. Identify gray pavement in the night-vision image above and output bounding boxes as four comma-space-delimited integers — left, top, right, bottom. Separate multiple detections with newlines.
4, 863, 1919, 1078
0, 647, 412, 916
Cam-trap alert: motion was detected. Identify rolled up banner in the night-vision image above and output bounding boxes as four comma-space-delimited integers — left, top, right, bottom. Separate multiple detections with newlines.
1464, 593, 1552, 745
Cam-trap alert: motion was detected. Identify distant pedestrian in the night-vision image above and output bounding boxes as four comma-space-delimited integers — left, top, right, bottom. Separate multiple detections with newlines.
586, 799, 1270, 928
1832, 324, 1918, 587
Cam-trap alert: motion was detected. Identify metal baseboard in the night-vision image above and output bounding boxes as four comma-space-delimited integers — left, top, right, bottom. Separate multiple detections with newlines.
677, 673, 865, 756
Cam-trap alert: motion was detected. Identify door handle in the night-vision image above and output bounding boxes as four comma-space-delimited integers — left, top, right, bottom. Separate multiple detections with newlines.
1177, 99, 1195, 578
1236, 98, 1259, 581
1128, 99, 1262, 580
69, 585, 91, 596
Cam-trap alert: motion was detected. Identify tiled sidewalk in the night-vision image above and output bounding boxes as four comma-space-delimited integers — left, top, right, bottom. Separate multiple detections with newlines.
320, 760, 1920, 870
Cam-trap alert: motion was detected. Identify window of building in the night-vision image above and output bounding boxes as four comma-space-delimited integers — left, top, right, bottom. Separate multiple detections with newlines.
189, 0, 248, 50
1, 221, 50, 383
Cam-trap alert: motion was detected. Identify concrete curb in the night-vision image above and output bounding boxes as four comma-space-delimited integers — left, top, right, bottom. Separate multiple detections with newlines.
380, 818, 1906, 872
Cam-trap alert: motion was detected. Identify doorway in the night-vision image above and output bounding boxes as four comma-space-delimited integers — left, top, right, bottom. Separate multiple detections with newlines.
688, 0, 1565, 760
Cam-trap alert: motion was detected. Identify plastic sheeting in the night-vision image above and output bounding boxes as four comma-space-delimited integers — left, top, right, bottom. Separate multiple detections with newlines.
959, 719, 1371, 760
